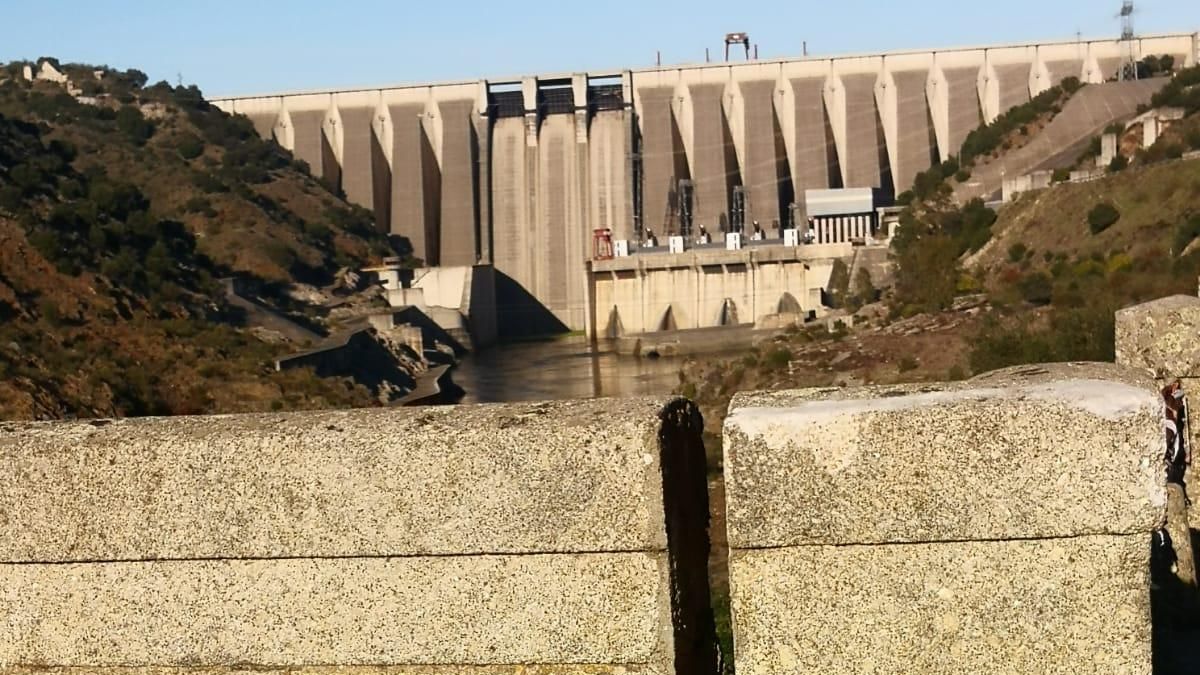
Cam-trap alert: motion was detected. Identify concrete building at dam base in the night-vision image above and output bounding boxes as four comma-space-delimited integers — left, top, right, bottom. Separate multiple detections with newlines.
214, 31, 1199, 338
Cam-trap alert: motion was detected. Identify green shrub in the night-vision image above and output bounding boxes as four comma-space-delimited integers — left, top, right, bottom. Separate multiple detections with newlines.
1052, 168, 1071, 183
191, 171, 228, 193
939, 158, 960, 179
1008, 242, 1028, 263
1017, 272, 1053, 305
1079, 136, 1102, 163
177, 133, 205, 160
959, 83, 1075, 166
763, 347, 792, 370
898, 356, 919, 373
1175, 214, 1200, 254
115, 106, 155, 145
1087, 203, 1121, 234
954, 169, 971, 183
1108, 154, 1129, 172
1106, 252, 1133, 275
183, 196, 216, 217
968, 304, 1115, 374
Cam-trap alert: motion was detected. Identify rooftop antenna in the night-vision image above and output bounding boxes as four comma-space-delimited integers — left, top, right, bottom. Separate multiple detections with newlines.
725, 33, 751, 61
1118, 1, 1138, 81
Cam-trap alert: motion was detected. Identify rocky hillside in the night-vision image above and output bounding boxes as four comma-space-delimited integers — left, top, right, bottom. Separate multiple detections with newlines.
0, 60, 409, 419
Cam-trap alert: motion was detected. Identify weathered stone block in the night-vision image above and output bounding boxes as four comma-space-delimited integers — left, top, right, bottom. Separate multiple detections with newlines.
723, 363, 1164, 675
1116, 294, 1200, 378
0, 399, 672, 561
0, 554, 666, 667
0, 398, 715, 675
0, 662, 667, 667
730, 535, 1149, 675
724, 363, 1163, 548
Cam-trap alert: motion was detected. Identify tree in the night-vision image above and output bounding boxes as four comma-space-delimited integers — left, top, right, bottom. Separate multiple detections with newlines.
177, 133, 205, 160
893, 234, 961, 313
122, 69, 148, 88
115, 106, 155, 145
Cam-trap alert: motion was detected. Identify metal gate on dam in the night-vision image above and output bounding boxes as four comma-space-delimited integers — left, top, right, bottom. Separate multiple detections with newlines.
212, 32, 1199, 333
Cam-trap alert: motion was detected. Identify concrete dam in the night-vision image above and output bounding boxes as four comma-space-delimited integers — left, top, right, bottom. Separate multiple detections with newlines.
213, 32, 1199, 333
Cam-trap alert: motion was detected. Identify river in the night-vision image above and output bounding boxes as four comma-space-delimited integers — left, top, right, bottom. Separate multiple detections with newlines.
448, 336, 685, 404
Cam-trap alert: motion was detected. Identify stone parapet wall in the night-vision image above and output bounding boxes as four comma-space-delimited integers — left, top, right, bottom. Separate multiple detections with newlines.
723, 362, 1164, 675
1116, 294, 1200, 379
0, 398, 717, 674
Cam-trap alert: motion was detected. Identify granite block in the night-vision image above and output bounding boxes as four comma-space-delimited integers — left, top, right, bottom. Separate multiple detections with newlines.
730, 535, 1150, 675
724, 363, 1164, 548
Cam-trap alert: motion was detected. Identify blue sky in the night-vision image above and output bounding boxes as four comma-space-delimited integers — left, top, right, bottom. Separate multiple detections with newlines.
3, 1, 1198, 97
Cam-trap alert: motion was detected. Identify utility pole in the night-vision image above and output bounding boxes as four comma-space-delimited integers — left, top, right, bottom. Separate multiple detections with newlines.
1118, 1, 1138, 81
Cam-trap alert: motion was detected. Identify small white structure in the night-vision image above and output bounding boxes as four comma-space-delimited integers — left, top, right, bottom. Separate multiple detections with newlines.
668, 236, 686, 254
1002, 170, 1053, 202
613, 240, 630, 257
804, 188, 876, 245
725, 233, 743, 250
1099, 133, 1119, 167
783, 229, 800, 247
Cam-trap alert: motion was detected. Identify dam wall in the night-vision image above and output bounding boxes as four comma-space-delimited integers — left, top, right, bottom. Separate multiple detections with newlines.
722, 362, 1165, 674
0, 398, 718, 674
213, 33, 1199, 333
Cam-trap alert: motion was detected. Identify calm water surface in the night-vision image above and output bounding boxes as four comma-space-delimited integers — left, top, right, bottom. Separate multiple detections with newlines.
450, 336, 685, 403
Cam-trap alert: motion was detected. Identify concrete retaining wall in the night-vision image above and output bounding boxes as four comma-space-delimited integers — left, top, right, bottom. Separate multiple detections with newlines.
722, 362, 1164, 674
0, 398, 718, 674
589, 244, 846, 336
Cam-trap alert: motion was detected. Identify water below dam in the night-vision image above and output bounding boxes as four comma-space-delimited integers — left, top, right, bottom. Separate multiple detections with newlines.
448, 336, 686, 404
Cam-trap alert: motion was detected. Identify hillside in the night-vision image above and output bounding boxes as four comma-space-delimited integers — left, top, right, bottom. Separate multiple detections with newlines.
0, 60, 407, 419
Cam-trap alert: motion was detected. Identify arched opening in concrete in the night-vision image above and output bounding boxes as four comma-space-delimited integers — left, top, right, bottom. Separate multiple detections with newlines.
604, 305, 624, 338
659, 305, 678, 332
718, 298, 739, 327
777, 292, 802, 315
